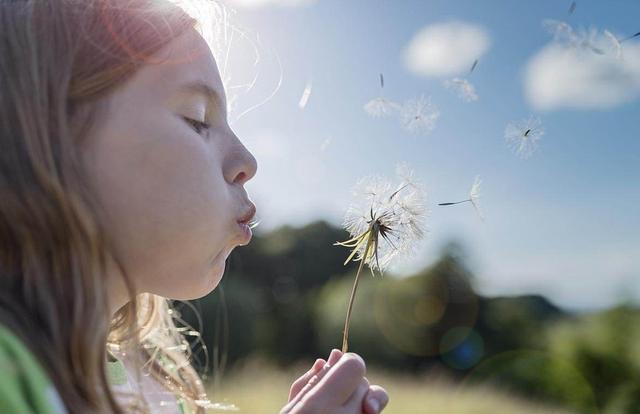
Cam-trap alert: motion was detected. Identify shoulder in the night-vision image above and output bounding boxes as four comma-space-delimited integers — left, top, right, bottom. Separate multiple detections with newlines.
0, 324, 67, 414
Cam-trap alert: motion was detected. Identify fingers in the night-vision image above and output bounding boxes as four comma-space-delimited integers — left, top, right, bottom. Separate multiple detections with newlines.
341, 377, 369, 413
286, 349, 344, 409
288, 358, 326, 402
309, 352, 366, 406
362, 384, 389, 414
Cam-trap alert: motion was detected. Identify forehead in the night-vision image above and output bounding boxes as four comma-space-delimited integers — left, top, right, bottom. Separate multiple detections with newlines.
149, 28, 225, 103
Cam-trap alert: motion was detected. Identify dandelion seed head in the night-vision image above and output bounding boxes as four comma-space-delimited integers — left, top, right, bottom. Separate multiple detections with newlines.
444, 77, 479, 102
504, 116, 544, 158
342, 165, 428, 272
399, 95, 440, 135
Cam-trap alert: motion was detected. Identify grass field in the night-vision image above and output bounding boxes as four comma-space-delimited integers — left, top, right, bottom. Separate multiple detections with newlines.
206, 356, 576, 414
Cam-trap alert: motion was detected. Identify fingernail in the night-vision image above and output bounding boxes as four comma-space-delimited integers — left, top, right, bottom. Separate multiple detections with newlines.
367, 397, 380, 414
327, 349, 342, 364
313, 358, 325, 370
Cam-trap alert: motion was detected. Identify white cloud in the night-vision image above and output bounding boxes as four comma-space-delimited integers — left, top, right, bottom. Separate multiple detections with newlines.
524, 37, 640, 110
403, 21, 491, 77
222, 0, 316, 9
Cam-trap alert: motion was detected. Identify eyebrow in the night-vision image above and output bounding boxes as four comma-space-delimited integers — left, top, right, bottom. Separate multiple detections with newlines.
177, 80, 226, 113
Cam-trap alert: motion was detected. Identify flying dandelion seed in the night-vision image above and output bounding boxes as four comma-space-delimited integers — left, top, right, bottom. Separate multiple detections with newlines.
504, 116, 545, 159
543, 20, 616, 55
298, 82, 312, 109
364, 73, 401, 118
364, 97, 401, 118
444, 78, 478, 102
621, 31, 640, 42
568, 1, 576, 15
399, 95, 440, 134
438, 175, 484, 221
335, 164, 427, 352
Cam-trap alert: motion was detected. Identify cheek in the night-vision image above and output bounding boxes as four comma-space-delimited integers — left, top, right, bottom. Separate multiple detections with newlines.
85, 121, 234, 298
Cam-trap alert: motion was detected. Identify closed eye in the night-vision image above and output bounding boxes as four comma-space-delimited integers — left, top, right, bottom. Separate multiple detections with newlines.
183, 116, 211, 136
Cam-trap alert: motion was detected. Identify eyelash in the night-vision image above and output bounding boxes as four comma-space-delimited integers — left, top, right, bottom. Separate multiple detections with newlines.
183, 116, 211, 136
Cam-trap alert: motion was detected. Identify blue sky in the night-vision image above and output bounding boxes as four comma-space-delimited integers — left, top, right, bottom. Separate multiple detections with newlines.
206, 0, 640, 311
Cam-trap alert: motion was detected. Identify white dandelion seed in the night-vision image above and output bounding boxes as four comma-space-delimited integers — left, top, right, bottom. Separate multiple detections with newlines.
364, 97, 401, 118
543, 20, 610, 55
438, 175, 484, 222
444, 77, 479, 102
336, 164, 428, 352
298, 82, 312, 109
364, 73, 401, 118
504, 116, 545, 159
399, 94, 440, 135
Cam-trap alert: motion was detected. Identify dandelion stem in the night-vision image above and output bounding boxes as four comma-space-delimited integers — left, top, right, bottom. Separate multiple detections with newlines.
341, 231, 374, 353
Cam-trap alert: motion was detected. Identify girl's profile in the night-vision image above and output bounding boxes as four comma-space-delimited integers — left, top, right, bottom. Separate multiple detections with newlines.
0, 0, 388, 413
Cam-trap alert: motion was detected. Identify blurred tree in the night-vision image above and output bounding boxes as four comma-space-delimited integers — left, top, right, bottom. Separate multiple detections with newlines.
178, 221, 640, 414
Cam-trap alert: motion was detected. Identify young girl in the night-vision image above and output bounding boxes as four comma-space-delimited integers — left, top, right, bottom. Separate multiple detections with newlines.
0, 0, 389, 413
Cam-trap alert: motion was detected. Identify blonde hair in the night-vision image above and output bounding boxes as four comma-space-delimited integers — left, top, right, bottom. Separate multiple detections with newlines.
0, 0, 223, 412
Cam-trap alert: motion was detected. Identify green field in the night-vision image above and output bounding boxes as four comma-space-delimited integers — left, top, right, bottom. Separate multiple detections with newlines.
207, 356, 575, 414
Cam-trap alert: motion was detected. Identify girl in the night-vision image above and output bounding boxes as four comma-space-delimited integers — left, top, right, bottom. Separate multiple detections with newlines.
0, 0, 389, 413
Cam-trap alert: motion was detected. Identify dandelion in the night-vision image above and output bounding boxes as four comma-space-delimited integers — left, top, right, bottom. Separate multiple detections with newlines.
364, 73, 400, 118
444, 77, 478, 102
438, 175, 484, 221
504, 115, 545, 159
298, 81, 312, 109
335, 164, 427, 352
399, 94, 440, 134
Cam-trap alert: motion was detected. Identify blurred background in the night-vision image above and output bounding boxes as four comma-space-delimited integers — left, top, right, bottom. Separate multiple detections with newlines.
180, 0, 640, 412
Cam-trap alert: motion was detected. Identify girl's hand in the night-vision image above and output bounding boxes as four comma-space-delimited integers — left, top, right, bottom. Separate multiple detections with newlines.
281, 349, 389, 414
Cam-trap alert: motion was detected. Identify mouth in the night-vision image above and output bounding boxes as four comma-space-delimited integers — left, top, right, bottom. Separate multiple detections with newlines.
236, 202, 257, 245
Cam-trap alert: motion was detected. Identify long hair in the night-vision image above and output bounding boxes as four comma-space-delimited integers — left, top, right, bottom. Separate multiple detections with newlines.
0, 0, 218, 412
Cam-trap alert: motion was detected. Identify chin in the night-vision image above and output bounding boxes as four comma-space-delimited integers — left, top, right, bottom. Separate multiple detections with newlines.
168, 248, 230, 300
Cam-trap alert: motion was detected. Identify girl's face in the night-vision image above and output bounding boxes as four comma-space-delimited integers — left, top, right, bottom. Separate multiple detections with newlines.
82, 28, 257, 307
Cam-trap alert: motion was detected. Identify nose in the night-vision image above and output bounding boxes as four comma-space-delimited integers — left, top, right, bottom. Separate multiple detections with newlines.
224, 132, 258, 185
